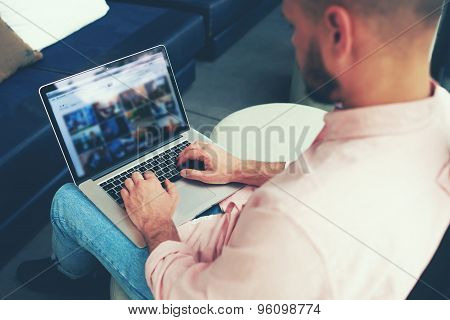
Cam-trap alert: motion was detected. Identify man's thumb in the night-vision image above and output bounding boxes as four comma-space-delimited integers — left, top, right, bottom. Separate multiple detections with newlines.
180, 169, 206, 182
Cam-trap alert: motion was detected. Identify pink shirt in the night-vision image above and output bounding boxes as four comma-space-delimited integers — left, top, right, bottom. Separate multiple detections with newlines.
145, 85, 450, 299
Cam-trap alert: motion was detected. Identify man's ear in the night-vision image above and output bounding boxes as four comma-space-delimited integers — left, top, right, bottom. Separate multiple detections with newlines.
321, 6, 353, 59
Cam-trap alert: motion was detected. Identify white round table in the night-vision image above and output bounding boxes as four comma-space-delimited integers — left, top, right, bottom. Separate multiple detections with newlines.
210, 103, 326, 163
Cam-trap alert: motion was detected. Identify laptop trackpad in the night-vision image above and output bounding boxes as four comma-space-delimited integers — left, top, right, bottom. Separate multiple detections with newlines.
173, 180, 216, 225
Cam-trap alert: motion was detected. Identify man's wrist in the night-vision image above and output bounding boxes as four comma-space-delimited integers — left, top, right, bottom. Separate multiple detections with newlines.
141, 218, 180, 252
232, 159, 245, 184
232, 160, 285, 186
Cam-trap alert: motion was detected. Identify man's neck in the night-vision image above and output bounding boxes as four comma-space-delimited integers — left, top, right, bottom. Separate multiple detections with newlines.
339, 58, 433, 109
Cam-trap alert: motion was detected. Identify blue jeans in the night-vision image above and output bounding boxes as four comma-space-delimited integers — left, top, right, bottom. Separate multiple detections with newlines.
51, 183, 223, 300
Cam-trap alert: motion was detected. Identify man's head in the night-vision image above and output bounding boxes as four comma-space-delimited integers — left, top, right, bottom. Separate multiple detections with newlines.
283, 0, 443, 105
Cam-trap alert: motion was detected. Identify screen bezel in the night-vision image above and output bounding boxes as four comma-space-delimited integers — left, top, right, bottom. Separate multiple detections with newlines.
39, 45, 190, 185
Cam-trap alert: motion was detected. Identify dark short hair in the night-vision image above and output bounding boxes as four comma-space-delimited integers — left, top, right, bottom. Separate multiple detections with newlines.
298, 0, 444, 25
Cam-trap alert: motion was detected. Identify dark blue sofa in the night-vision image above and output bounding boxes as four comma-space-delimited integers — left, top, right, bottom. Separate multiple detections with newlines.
0, 1, 206, 267
0, 0, 281, 268
115, 0, 281, 59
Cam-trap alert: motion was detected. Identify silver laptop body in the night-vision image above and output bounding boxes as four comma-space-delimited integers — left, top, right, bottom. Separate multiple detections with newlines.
39, 45, 242, 248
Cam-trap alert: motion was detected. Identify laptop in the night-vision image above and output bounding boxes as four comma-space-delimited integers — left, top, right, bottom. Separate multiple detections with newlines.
39, 45, 242, 248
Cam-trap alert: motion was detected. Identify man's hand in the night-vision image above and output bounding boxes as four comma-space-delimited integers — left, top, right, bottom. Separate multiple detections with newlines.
177, 141, 242, 184
178, 142, 286, 187
121, 171, 180, 252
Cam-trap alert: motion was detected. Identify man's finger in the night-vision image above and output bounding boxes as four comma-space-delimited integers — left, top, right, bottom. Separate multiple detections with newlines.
184, 142, 202, 151
180, 169, 211, 183
144, 171, 157, 180
196, 141, 210, 149
120, 188, 129, 200
177, 149, 207, 167
124, 178, 134, 191
144, 171, 165, 190
131, 171, 144, 183
164, 179, 178, 198
177, 144, 201, 162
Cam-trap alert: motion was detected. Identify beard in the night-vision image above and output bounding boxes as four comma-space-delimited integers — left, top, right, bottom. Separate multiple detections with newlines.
301, 40, 339, 105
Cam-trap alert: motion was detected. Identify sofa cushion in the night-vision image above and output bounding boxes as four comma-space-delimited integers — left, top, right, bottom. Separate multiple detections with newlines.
127, 0, 261, 36
0, 18, 42, 83
31, 1, 204, 75
0, 0, 110, 51
0, 68, 68, 154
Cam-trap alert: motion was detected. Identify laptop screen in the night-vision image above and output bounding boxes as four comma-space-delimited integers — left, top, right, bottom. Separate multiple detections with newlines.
43, 47, 189, 181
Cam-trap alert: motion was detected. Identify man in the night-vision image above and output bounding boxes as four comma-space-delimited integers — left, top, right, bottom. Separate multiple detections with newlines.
19, 0, 449, 299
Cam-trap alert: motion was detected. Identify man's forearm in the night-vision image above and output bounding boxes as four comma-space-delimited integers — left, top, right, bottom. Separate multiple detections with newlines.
142, 218, 180, 253
233, 160, 285, 187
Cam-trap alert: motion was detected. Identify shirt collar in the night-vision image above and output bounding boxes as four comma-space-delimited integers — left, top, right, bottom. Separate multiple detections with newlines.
317, 83, 446, 141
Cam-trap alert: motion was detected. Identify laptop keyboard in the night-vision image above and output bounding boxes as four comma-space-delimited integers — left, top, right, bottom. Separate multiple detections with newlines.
99, 140, 191, 205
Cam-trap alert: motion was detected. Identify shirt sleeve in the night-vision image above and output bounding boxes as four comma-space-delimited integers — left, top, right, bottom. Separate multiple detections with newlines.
145, 204, 330, 300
